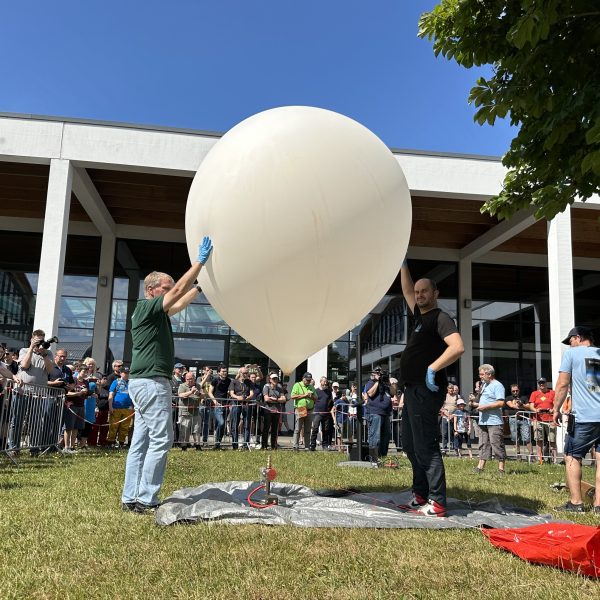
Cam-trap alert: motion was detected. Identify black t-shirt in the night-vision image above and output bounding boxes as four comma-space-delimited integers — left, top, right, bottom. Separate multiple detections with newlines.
100, 372, 120, 410
211, 376, 232, 400
314, 388, 333, 413
48, 364, 74, 386
504, 394, 528, 416
399, 306, 458, 387
228, 378, 252, 404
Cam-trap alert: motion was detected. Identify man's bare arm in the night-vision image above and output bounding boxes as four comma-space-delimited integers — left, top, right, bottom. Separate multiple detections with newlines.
400, 262, 415, 314
553, 372, 571, 425
429, 332, 465, 372
163, 237, 212, 314
168, 287, 199, 317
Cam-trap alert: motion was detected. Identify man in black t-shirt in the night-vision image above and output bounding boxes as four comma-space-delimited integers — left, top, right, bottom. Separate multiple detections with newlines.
398, 261, 465, 518
310, 377, 334, 451
228, 366, 253, 450
209, 364, 231, 449
504, 383, 533, 457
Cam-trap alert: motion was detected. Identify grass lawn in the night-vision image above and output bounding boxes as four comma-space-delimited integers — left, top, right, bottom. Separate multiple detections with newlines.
0, 449, 598, 600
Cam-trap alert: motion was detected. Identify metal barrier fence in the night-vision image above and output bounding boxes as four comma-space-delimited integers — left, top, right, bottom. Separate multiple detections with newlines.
172, 398, 274, 449
0, 380, 65, 463
440, 409, 574, 463
171, 397, 386, 452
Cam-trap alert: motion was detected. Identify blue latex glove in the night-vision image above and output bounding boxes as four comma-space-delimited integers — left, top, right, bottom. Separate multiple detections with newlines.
198, 236, 213, 264
425, 367, 439, 392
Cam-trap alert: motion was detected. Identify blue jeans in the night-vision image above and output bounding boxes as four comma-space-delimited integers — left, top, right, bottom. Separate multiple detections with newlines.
212, 406, 226, 444
122, 377, 173, 506
229, 403, 242, 447
367, 413, 391, 457
509, 416, 531, 443
564, 421, 600, 458
8, 391, 26, 450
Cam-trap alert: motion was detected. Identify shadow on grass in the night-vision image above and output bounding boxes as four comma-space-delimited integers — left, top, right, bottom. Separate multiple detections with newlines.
0, 480, 44, 491
314, 481, 550, 515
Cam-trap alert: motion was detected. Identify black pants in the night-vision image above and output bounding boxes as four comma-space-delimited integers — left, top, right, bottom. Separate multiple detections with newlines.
402, 384, 446, 505
261, 407, 279, 449
310, 413, 332, 449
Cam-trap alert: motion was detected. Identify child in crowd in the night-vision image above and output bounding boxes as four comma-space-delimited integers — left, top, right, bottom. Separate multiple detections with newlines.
453, 398, 472, 458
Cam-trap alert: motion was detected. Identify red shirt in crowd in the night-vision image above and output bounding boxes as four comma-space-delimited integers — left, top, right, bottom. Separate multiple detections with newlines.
529, 389, 555, 422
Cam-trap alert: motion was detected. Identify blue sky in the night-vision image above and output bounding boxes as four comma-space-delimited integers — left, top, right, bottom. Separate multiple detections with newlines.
1, 0, 514, 156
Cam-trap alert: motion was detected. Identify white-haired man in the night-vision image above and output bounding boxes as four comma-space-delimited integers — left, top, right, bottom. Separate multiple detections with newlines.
121, 236, 212, 514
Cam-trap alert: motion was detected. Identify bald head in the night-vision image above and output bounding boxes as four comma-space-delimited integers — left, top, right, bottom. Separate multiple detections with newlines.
414, 278, 439, 312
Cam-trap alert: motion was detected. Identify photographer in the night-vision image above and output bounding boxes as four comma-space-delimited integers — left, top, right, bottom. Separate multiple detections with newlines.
8, 330, 55, 453
364, 368, 392, 461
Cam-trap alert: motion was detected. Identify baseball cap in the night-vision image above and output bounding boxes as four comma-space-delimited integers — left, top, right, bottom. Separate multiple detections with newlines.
174, 363, 184, 368
456, 398, 466, 405
562, 326, 594, 345
332, 381, 339, 387
270, 373, 279, 379
302, 372, 312, 380
123, 367, 130, 373
537, 378, 547, 384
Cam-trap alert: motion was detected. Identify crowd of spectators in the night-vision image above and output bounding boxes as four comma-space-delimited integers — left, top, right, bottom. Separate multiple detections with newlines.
0, 340, 589, 464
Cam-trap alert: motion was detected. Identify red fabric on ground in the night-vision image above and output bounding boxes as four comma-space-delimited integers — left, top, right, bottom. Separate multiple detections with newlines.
482, 523, 600, 578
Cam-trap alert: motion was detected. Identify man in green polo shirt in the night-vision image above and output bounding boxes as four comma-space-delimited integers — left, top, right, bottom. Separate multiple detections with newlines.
121, 236, 212, 514
291, 372, 317, 450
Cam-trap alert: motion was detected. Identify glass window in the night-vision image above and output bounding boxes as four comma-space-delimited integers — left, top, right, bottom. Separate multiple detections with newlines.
112, 277, 129, 300
59, 297, 96, 329
174, 337, 226, 363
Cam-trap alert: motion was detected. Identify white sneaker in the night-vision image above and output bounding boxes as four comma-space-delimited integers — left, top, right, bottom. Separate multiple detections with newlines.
416, 500, 447, 518
398, 494, 427, 511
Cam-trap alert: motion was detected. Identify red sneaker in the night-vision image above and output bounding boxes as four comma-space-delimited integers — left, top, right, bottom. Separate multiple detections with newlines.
417, 500, 447, 517
398, 494, 427, 511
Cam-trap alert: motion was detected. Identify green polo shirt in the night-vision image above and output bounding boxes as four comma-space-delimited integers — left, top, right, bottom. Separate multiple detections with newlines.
291, 382, 316, 410
129, 295, 174, 379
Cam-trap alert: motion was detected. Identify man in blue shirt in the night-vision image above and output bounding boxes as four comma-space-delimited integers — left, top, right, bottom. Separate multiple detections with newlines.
471, 363, 506, 475
553, 326, 600, 513
107, 367, 133, 447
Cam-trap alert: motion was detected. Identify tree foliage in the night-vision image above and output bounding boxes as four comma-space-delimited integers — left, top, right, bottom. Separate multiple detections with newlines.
419, 0, 600, 221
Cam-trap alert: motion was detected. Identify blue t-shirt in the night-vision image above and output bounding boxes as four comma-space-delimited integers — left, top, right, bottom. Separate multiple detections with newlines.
454, 408, 469, 433
478, 379, 505, 426
559, 345, 600, 423
109, 378, 132, 409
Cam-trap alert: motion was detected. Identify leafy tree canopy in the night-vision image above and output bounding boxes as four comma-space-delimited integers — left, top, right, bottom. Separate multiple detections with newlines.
419, 0, 600, 221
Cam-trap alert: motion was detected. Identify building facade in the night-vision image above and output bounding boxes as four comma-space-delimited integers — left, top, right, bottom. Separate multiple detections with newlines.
1, 113, 599, 396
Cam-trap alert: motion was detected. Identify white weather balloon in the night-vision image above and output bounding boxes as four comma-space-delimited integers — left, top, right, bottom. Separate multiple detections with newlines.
186, 106, 411, 374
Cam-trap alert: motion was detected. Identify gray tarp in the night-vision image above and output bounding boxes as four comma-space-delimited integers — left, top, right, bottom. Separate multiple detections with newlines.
155, 481, 566, 529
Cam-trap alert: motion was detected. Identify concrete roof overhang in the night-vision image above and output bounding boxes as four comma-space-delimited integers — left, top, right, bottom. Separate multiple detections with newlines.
1, 112, 599, 269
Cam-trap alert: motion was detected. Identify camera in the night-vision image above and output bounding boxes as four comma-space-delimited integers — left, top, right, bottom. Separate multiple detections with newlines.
37, 336, 59, 349
379, 370, 390, 385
